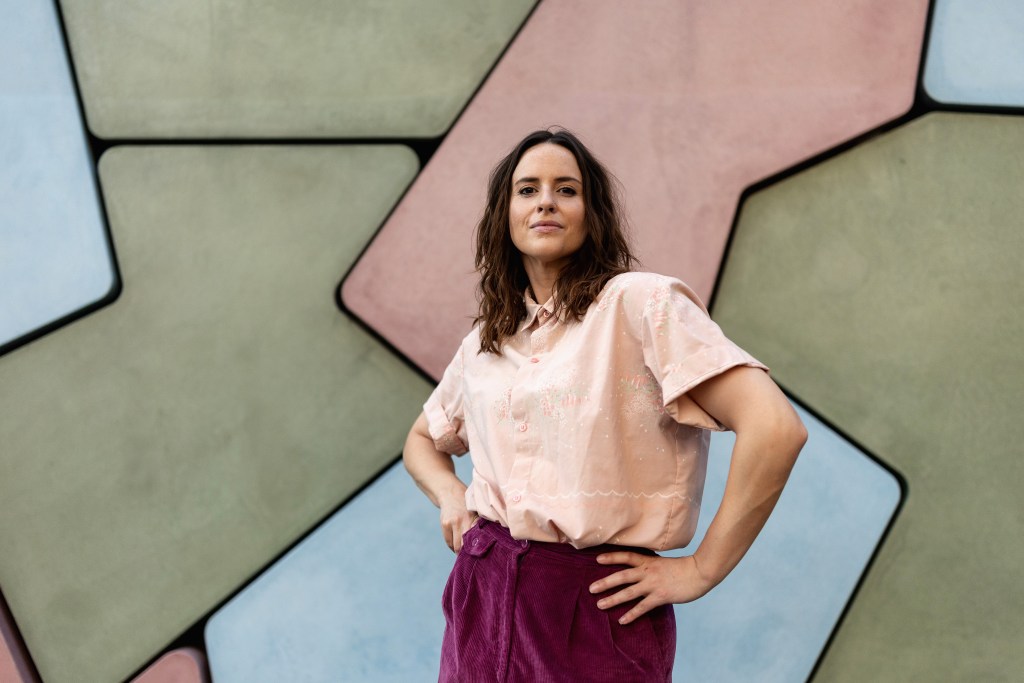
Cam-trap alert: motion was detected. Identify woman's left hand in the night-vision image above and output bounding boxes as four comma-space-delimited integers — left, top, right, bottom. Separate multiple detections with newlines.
590, 553, 715, 625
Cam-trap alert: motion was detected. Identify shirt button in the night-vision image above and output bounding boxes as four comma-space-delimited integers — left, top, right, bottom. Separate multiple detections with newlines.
541, 310, 550, 318
518, 422, 528, 432
511, 493, 522, 502
529, 357, 539, 363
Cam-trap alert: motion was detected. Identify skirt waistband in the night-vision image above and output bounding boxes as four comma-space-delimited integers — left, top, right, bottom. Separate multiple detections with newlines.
475, 518, 654, 564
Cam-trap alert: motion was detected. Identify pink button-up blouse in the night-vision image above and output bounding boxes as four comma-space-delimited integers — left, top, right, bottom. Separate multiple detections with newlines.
423, 271, 767, 551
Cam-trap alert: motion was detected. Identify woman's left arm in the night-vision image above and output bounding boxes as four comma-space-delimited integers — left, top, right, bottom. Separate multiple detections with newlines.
590, 365, 807, 624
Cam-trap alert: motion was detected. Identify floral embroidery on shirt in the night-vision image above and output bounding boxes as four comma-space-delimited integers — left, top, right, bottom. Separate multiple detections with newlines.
538, 373, 589, 420
493, 386, 513, 424
618, 371, 665, 415
595, 278, 628, 312
434, 426, 466, 455
643, 283, 673, 335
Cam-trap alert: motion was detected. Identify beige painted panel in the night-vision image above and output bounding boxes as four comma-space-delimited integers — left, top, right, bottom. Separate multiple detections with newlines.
0, 146, 430, 683
59, 0, 535, 138
714, 113, 1024, 681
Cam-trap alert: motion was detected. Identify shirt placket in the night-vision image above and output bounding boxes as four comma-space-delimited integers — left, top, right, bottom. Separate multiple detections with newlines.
504, 309, 552, 534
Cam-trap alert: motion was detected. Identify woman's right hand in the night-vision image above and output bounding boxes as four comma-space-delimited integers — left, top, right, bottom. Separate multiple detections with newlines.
403, 411, 477, 553
439, 491, 478, 553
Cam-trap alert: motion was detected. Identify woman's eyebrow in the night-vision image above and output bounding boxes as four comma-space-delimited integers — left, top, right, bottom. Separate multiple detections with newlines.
513, 176, 582, 185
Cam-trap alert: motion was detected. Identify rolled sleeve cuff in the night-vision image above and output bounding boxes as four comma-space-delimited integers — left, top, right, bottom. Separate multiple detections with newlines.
660, 346, 769, 431
423, 394, 469, 456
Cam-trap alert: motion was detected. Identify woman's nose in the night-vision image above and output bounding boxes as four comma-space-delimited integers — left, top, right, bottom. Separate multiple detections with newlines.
537, 188, 557, 211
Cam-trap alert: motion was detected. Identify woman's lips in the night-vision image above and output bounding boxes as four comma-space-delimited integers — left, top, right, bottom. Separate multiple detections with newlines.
530, 222, 563, 233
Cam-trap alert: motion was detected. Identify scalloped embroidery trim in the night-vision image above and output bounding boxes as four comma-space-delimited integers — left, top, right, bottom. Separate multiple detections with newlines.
504, 488, 694, 502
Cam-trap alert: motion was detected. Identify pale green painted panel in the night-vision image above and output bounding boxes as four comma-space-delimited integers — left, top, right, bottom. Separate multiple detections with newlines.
0, 146, 430, 683
714, 112, 1024, 681
59, 0, 535, 138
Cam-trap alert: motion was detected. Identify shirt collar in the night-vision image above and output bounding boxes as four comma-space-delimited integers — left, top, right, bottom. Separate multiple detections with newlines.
519, 287, 558, 332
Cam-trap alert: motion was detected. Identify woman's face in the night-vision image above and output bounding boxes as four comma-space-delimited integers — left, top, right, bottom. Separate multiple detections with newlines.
508, 143, 587, 274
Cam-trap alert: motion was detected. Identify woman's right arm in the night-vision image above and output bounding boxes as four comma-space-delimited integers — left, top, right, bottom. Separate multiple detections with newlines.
403, 412, 477, 553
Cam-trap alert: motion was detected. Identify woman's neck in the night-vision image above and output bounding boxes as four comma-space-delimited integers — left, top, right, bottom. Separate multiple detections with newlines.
523, 258, 564, 305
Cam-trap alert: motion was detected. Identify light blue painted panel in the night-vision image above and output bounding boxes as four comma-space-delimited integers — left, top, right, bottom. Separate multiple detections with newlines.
924, 0, 1024, 106
206, 404, 899, 682
0, 0, 114, 349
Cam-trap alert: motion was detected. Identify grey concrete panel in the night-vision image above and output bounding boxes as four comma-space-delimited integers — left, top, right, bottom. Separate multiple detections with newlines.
924, 0, 1024, 107
0, 146, 430, 683
206, 405, 897, 683
0, 0, 114, 349
714, 113, 1024, 681
58, 0, 535, 138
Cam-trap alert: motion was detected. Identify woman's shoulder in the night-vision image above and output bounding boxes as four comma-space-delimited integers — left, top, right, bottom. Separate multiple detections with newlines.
598, 271, 707, 314
604, 270, 685, 290
458, 322, 483, 351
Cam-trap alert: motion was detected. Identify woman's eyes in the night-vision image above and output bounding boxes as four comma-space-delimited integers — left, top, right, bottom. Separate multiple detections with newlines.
516, 186, 577, 196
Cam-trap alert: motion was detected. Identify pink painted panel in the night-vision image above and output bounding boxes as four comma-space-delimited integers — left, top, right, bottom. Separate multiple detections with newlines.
342, 0, 928, 379
0, 592, 36, 683
130, 647, 209, 683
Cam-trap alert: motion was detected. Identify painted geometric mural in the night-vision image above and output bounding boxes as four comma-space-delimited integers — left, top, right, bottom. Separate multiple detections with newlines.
1, 1, 1021, 681
342, 0, 930, 377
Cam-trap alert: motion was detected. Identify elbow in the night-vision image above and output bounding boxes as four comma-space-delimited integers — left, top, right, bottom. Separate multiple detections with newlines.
403, 416, 429, 468
401, 434, 413, 463
789, 415, 808, 453
401, 431, 416, 473
765, 416, 805, 491
776, 403, 807, 448
777, 412, 807, 470
745, 408, 807, 469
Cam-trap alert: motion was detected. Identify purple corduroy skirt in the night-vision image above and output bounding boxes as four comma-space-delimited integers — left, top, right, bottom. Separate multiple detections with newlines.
439, 519, 676, 682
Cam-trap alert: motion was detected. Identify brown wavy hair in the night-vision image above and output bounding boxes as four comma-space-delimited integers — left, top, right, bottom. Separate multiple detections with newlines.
474, 128, 638, 354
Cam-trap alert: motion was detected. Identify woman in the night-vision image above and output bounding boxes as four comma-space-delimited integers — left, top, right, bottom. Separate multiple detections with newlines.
403, 128, 807, 682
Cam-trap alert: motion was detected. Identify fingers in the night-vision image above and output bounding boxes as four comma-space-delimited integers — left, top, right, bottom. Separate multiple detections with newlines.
590, 555, 672, 624
596, 551, 644, 566
442, 521, 455, 553
455, 513, 478, 553
452, 517, 470, 553
593, 574, 664, 625
595, 581, 642, 610
440, 515, 457, 553
591, 555, 710, 624
588, 567, 643, 594
618, 596, 660, 625
441, 510, 478, 553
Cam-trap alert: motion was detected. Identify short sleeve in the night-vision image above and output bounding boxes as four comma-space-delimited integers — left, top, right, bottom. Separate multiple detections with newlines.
423, 344, 470, 455
640, 277, 768, 431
